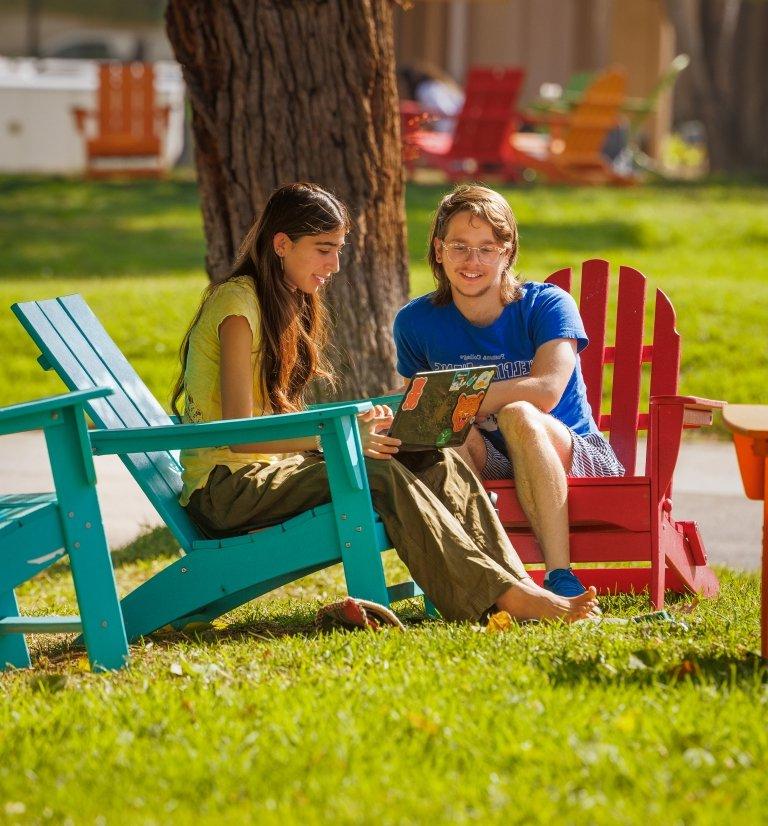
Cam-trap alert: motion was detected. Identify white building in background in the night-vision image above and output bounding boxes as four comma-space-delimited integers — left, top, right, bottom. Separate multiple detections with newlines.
0, 57, 185, 174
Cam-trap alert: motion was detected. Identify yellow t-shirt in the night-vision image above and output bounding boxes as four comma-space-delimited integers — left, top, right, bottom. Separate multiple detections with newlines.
179, 276, 279, 505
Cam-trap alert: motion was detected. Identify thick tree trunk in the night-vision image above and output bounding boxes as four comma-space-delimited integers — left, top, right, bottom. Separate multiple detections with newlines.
667, 0, 768, 176
166, 0, 409, 398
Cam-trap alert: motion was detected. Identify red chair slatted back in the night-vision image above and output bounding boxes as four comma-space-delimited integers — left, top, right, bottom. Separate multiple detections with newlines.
450, 66, 525, 163
608, 266, 647, 473
97, 62, 157, 142
575, 259, 609, 420
546, 260, 680, 477
644, 289, 681, 473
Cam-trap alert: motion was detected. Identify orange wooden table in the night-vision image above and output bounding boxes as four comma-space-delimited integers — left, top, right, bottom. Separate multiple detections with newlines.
722, 405, 768, 659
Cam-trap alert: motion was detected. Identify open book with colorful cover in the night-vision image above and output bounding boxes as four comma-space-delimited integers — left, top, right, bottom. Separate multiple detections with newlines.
389, 366, 495, 451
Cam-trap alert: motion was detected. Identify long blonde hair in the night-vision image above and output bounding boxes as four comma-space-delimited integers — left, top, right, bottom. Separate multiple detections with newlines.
171, 183, 349, 417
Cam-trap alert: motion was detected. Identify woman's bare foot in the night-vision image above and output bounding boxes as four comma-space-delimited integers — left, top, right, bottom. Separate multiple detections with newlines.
495, 580, 598, 623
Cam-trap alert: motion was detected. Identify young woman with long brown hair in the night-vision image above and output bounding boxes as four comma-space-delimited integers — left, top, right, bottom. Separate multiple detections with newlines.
172, 182, 597, 623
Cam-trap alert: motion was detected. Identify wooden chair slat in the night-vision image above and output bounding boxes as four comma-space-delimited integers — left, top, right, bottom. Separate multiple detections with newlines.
600, 412, 649, 433
644, 288, 681, 476
603, 344, 653, 364
14, 299, 198, 552
545, 267, 571, 293
16, 301, 119, 426
59, 295, 171, 427
577, 259, 609, 424
608, 266, 646, 472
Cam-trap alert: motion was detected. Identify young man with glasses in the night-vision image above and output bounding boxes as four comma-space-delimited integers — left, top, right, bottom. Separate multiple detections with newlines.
393, 184, 624, 598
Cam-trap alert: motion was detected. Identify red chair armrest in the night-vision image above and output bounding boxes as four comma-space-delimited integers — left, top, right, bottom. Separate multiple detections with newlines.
650, 395, 726, 429
650, 395, 726, 409
646, 395, 727, 495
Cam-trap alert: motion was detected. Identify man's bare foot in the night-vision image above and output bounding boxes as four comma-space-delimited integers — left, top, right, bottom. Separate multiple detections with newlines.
495, 581, 598, 623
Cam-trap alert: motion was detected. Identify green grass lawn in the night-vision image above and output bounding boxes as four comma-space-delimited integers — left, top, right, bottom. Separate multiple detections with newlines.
2, 529, 766, 824
1, 176, 767, 433
1, 176, 767, 822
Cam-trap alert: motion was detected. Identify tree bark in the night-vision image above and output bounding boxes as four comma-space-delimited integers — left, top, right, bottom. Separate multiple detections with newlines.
667, 0, 768, 176
166, 0, 409, 398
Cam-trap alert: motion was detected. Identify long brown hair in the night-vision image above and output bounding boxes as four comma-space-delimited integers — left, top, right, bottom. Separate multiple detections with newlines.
171, 182, 349, 417
427, 184, 521, 305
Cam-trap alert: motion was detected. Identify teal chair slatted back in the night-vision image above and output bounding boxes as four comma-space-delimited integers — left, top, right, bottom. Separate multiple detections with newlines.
12, 296, 200, 552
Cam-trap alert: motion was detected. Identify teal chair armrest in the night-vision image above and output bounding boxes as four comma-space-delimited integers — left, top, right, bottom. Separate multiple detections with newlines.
90, 401, 374, 491
0, 388, 110, 437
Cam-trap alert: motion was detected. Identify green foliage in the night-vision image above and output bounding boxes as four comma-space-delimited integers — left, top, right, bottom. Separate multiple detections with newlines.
2, 528, 766, 823
1, 176, 767, 430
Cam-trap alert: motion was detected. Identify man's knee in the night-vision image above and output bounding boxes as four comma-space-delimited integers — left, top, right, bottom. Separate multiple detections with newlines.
497, 401, 544, 443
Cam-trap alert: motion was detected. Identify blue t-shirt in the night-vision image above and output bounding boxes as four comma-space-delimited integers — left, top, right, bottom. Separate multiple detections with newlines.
393, 281, 599, 453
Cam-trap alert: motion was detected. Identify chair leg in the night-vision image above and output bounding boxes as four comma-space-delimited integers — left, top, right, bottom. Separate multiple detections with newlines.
45, 416, 129, 671
650, 512, 666, 609
0, 590, 31, 670
67, 526, 129, 671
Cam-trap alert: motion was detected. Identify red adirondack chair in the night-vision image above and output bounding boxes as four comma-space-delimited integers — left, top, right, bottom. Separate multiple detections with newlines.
484, 259, 723, 607
407, 66, 526, 181
72, 62, 170, 179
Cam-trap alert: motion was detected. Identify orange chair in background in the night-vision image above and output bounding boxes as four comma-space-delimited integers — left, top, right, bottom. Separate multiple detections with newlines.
505, 68, 634, 185
72, 62, 170, 179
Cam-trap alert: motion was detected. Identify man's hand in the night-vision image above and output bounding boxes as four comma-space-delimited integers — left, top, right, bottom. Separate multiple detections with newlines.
358, 405, 401, 460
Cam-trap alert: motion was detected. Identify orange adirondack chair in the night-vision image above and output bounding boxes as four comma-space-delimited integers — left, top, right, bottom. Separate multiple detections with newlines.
407, 66, 526, 181
484, 259, 723, 607
72, 62, 170, 179
505, 68, 634, 185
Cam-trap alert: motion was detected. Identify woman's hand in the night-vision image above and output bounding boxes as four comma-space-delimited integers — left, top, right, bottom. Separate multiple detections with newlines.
357, 405, 401, 460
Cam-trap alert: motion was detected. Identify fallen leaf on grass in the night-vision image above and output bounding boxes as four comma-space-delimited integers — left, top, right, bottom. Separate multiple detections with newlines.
406, 712, 440, 735
614, 710, 639, 734
485, 610, 513, 633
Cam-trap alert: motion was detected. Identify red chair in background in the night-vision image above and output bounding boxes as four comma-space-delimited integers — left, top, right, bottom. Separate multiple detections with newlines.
485, 259, 723, 607
405, 66, 526, 181
72, 62, 170, 179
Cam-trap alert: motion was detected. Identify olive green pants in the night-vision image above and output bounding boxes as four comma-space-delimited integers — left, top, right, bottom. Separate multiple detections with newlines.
185, 449, 527, 621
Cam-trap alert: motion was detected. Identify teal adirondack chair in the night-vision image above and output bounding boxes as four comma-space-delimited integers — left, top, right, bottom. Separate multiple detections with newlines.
13, 296, 428, 642
0, 388, 129, 671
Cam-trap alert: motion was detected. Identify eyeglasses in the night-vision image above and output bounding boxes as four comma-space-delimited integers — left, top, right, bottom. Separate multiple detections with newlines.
440, 241, 509, 265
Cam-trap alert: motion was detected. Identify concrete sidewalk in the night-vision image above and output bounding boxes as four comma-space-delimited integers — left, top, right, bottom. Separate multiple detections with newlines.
0, 431, 762, 571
